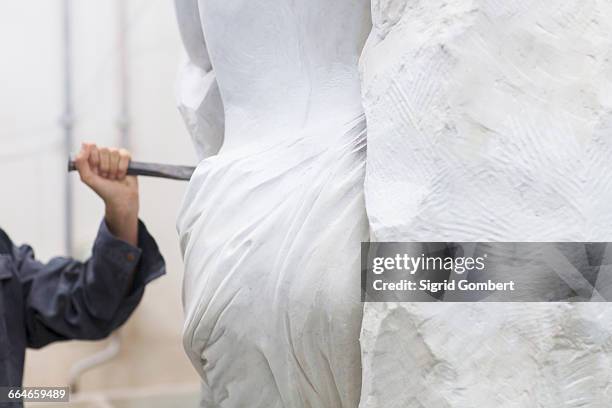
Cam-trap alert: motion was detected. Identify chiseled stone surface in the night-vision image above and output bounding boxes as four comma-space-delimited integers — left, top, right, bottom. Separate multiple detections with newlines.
359, 1, 612, 406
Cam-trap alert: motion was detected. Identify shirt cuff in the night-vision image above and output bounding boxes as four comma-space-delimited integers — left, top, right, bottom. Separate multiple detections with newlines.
94, 218, 166, 292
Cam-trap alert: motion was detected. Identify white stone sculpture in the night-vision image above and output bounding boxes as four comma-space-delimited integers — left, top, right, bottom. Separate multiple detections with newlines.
175, 0, 371, 406
359, 1, 612, 407
176, 0, 612, 407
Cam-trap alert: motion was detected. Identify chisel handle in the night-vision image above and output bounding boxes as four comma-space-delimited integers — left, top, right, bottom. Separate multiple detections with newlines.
68, 158, 195, 181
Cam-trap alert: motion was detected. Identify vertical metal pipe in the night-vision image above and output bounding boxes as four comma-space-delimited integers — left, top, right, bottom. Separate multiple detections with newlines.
68, 3, 130, 391
62, 0, 74, 255
117, 0, 130, 149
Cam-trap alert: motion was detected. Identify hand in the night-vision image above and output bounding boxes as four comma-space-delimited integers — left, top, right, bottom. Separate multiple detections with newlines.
74, 143, 139, 246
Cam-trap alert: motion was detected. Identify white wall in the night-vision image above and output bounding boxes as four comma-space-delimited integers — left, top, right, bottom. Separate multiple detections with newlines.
0, 0, 199, 391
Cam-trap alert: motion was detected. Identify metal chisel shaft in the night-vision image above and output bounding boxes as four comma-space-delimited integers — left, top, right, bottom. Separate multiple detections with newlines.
68, 158, 195, 181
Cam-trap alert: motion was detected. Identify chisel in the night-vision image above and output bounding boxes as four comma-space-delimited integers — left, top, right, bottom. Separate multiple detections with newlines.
67, 158, 195, 181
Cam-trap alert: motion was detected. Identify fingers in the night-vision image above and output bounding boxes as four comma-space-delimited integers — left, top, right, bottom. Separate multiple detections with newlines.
99, 147, 111, 178
77, 143, 132, 181
108, 148, 120, 180
117, 148, 131, 179
90, 144, 100, 175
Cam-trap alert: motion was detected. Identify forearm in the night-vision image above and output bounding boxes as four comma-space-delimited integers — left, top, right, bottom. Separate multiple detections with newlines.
104, 199, 139, 247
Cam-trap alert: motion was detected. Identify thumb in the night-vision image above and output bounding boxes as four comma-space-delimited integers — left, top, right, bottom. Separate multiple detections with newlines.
75, 143, 97, 186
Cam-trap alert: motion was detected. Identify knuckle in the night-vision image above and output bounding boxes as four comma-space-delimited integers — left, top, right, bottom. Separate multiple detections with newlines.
120, 149, 132, 160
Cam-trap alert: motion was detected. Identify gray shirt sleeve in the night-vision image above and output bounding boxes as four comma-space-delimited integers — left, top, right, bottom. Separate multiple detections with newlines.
13, 219, 165, 348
